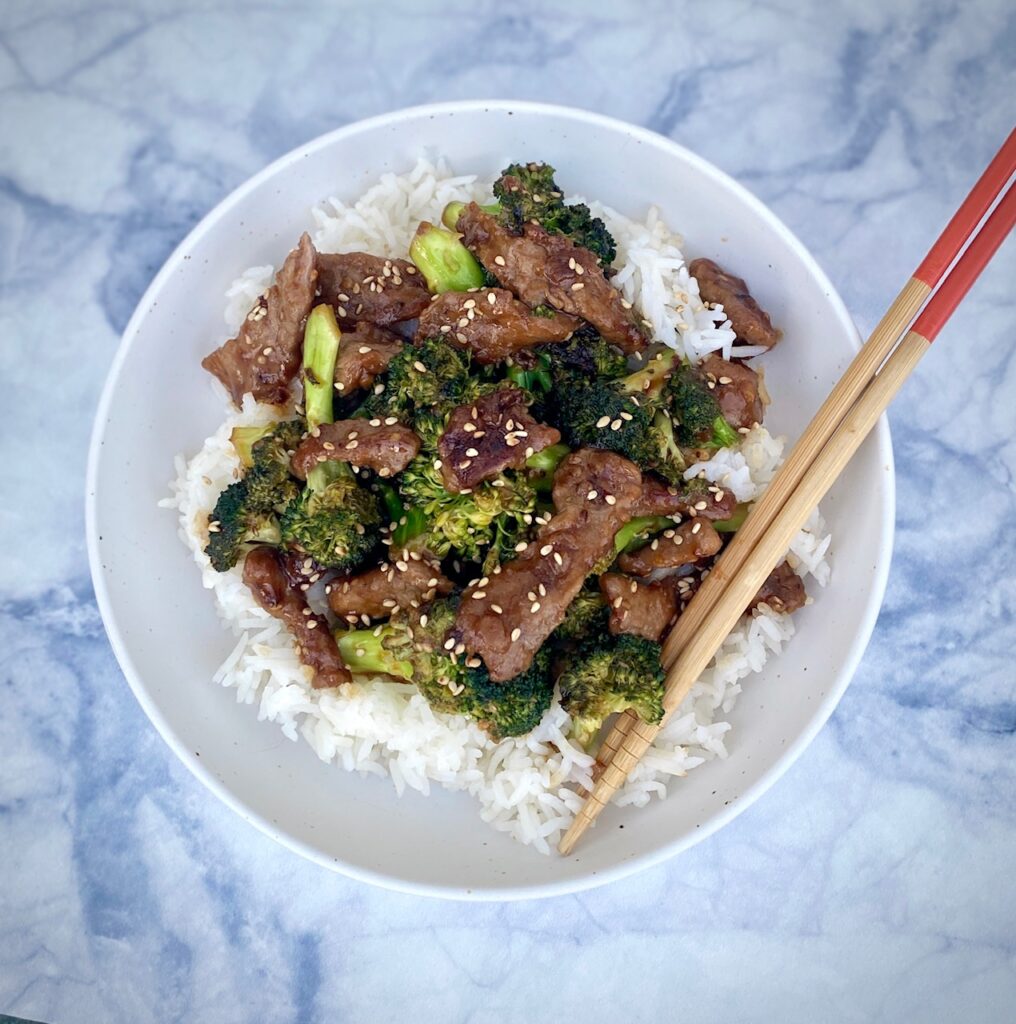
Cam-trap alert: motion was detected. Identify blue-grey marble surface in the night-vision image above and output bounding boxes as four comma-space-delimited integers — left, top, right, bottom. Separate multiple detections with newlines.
2, 1, 1014, 1020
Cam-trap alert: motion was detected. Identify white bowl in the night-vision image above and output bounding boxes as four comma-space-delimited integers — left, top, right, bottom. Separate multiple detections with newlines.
87, 100, 893, 900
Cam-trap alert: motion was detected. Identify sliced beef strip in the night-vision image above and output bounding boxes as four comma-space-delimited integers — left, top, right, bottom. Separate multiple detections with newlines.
689, 257, 781, 349
290, 420, 420, 480
618, 516, 722, 576
417, 288, 579, 363
438, 386, 561, 493
453, 450, 644, 681
327, 554, 453, 623
633, 474, 738, 522
202, 233, 318, 406
333, 322, 404, 396
599, 572, 677, 643
456, 203, 647, 354
749, 561, 806, 614
700, 353, 765, 430
243, 545, 349, 688
315, 251, 430, 326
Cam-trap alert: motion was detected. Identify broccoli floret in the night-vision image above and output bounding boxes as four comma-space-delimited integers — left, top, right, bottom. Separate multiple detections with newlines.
279, 461, 381, 571
397, 454, 535, 564
545, 326, 628, 380
612, 515, 675, 556
337, 599, 554, 740
505, 351, 554, 395
558, 634, 666, 750
356, 335, 485, 424
554, 587, 608, 643
302, 304, 343, 429
409, 221, 485, 293
204, 480, 283, 572
205, 419, 304, 571
493, 162, 617, 268
667, 361, 739, 450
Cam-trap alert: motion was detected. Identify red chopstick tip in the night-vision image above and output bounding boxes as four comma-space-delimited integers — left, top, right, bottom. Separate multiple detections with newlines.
913, 127, 1016, 288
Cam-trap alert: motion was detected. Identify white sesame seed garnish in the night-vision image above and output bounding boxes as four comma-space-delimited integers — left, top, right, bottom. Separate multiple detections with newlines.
472, 591, 486, 600
515, 541, 528, 553
510, 628, 522, 642
695, 500, 708, 510
571, 282, 584, 291
465, 447, 479, 457
306, 620, 318, 629
605, 494, 617, 506
413, 361, 427, 373
692, 522, 702, 534
444, 638, 456, 651
619, 411, 633, 422
345, 440, 359, 450
491, 603, 504, 615
463, 421, 476, 432
487, 292, 497, 305
610, 419, 622, 431
595, 416, 611, 429
531, 602, 541, 613
540, 544, 553, 556
553, 552, 563, 566
433, 459, 443, 470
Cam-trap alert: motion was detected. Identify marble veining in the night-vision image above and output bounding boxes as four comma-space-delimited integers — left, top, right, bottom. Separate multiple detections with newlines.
1, 0, 1014, 1020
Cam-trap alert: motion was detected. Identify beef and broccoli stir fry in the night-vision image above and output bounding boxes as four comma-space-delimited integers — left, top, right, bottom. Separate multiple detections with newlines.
201, 161, 805, 748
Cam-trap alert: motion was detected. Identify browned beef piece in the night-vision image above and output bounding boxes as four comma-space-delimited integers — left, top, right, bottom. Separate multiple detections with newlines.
417, 288, 579, 363
750, 561, 806, 614
290, 419, 420, 479
202, 233, 318, 406
327, 554, 453, 623
689, 257, 781, 349
599, 572, 677, 643
456, 203, 647, 354
316, 252, 430, 326
438, 386, 561, 493
618, 517, 722, 576
453, 450, 644, 681
633, 475, 738, 522
333, 322, 404, 396
700, 354, 765, 430
243, 546, 349, 688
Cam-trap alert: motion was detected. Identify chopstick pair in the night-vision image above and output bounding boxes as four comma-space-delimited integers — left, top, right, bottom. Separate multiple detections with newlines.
559, 127, 1016, 856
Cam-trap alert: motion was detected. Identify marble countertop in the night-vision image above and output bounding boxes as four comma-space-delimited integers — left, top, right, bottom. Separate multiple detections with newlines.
2, 1, 1014, 1020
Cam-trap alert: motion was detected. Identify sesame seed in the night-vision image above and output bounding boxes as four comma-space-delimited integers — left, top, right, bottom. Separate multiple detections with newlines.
491, 604, 503, 614
413, 360, 427, 373
515, 541, 528, 553
553, 552, 563, 566
463, 421, 476, 432
605, 494, 617, 506
369, 418, 381, 427
692, 522, 702, 534
358, 345, 372, 354
595, 416, 611, 429
374, 384, 385, 395
487, 292, 497, 305
433, 459, 443, 470
494, 255, 506, 266
719, 376, 732, 385
444, 638, 456, 651
621, 299, 633, 309
568, 257, 576, 270
472, 591, 486, 600
610, 419, 622, 431
613, 597, 623, 609
465, 447, 479, 457
695, 500, 708, 510
334, 382, 346, 391
651, 539, 659, 550
456, 332, 467, 343
571, 282, 584, 291
306, 620, 318, 629
619, 411, 633, 422
540, 544, 553, 556
510, 628, 522, 642
531, 602, 541, 613
385, 416, 398, 425
587, 490, 598, 501
538, 583, 546, 597
345, 440, 359, 450
322, 441, 335, 451
505, 436, 520, 447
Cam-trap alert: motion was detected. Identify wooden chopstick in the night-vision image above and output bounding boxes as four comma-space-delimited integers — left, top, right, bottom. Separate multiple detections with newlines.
562, 139, 1016, 856
593, 125, 1016, 777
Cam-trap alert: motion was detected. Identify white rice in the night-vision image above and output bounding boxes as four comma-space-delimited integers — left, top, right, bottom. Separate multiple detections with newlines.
164, 158, 831, 852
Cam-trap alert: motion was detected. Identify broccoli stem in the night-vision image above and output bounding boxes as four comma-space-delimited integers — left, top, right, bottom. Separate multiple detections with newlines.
525, 443, 571, 493
711, 414, 741, 450
714, 502, 750, 533
506, 352, 554, 394
441, 201, 501, 232
409, 221, 485, 293
229, 424, 273, 468
377, 482, 428, 546
335, 627, 414, 681
302, 304, 342, 429
613, 515, 675, 555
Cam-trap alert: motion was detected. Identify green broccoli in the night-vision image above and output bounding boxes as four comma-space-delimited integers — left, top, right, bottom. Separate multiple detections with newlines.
355, 335, 485, 424
204, 481, 282, 572
397, 454, 536, 565
492, 162, 617, 268
557, 634, 666, 750
279, 461, 381, 571
205, 419, 305, 572
505, 351, 554, 395
544, 326, 629, 380
714, 502, 750, 533
302, 304, 343, 429
553, 586, 608, 644
667, 361, 740, 450
524, 442, 570, 493
409, 221, 485, 293
337, 598, 554, 740
612, 515, 675, 556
